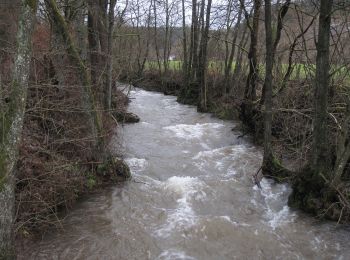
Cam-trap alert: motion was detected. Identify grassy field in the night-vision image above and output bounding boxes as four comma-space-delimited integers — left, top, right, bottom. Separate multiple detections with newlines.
145, 60, 349, 83
145, 60, 314, 78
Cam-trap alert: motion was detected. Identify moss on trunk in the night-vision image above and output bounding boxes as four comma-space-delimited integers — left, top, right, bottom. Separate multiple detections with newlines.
288, 166, 346, 221
262, 154, 293, 182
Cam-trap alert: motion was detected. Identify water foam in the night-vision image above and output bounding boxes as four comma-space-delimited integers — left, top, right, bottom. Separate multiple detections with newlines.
156, 249, 196, 260
163, 123, 224, 140
125, 158, 148, 172
255, 178, 296, 230
154, 176, 205, 238
192, 145, 250, 173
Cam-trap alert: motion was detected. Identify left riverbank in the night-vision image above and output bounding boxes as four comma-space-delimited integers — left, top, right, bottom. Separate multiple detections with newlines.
15, 84, 137, 241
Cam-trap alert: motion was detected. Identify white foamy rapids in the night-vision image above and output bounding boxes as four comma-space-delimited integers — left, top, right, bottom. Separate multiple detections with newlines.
163, 123, 224, 140
253, 178, 296, 230
154, 176, 205, 238
156, 249, 196, 260
125, 158, 148, 172
192, 145, 259, 174
217, 216, 251, 227
161, 98, 178, 108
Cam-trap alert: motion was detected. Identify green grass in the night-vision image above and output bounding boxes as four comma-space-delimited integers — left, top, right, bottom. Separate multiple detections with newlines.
144, 60, 349, 82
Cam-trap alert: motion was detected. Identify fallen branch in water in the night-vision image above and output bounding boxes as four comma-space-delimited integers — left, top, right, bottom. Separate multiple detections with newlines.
252, 167, 263, 189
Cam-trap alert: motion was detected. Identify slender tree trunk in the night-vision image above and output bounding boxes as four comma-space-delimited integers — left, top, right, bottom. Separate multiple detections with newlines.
261, 0, 292, 178
163, 0, 170, 75
198, 0, 212, 111
106, 0, 116, 110
260, 0, 290, 105
243, 0, 261, 102
0, 0, 37, 257
153, 0, 162, 75
223, 0, 233, 75
232, 23, 248, 81
224, 2, 243, 95
182, 0, 188, 77
239, 0, 261, 132
191, 0, 201, 81
98, 0, 108, 104
87, 0, 100, 88
188, 0, 196, 76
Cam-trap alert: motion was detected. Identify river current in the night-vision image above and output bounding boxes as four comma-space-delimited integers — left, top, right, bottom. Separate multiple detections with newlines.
20, 87, 350, 259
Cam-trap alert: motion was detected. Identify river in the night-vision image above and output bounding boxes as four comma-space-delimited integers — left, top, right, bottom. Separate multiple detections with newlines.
20, 87, 350, 259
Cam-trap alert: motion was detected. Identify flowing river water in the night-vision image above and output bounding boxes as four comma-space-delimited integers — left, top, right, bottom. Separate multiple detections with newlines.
21, 88, 350, 259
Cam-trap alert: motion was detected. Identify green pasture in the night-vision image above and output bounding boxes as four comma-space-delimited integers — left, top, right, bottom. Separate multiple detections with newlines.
144, 60, 350, 82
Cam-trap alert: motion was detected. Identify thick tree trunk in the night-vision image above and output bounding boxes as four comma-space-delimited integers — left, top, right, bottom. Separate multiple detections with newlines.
0, 0, 37, 257
288, 0, 334, 218
311, 0, 333, 174
262, 0, 274, 166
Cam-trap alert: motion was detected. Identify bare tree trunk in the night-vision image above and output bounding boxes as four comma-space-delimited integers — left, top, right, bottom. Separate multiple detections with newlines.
232, 23, 248, 82
87, 0, 100, 88
139, 4, 153, 76
262, 0, 291, 178
239, 0, 261, 132
98, 0, 108, 104
242, 0, 261, 102
106, 0, 117, 110
263, 0, 274, 166
223, 0, 233, 76
0, 0, 37, 257
260, 0, 291, 105
182, 0, 188, 77
188, 0, 197, 80
311, 0, 333, 174
163, 0, 170, 75
224, 1, 243, 95
288, 0, 334, 216
153, 0, 162, 75
192, 0, 203, 82
197, 0, 212, 111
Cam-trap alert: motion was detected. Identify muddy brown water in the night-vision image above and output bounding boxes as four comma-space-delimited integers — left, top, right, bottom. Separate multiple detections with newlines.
20, 87, 350, 259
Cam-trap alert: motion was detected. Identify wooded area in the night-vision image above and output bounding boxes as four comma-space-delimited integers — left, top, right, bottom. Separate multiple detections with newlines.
1, 0, 350, 257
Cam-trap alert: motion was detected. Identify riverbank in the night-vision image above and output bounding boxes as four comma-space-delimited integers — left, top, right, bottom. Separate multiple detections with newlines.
15, 84, 136, 240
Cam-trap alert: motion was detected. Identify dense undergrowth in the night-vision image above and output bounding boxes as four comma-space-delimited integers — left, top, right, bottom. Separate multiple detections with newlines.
11, 24, 136, 239
15, 84, 132, 237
